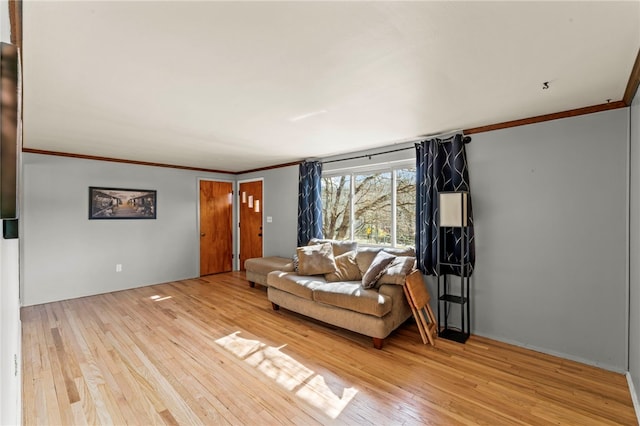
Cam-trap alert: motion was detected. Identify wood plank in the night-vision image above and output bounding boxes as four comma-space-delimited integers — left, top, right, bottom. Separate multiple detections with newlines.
21, 272, 637, 425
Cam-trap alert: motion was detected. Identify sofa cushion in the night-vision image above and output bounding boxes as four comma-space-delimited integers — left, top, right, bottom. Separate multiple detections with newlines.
309, 238, 358, 256
362, 251, 396, 289
267, 271, 325, 300
378, 256, 417, 285
296, 242, 337, 275
325, 250, 361, 282
312, 282, 393, 318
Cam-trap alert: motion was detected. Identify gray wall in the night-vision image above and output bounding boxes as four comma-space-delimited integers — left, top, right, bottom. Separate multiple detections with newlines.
22, 153, 231, 306
468, 108, 629, 371
630, 92, 640, 396
21, 108, 633, 373
238, 165, 299, 259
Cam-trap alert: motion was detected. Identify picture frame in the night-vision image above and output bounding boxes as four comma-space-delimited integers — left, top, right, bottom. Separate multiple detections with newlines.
89, 187, 157, 220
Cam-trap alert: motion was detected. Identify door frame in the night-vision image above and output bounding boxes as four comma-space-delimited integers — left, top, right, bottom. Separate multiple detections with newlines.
236, 177, 264, 270
197, 177, 236, 273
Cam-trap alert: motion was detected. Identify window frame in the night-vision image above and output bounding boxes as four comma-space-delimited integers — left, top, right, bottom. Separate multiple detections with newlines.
322, 159, 415, 248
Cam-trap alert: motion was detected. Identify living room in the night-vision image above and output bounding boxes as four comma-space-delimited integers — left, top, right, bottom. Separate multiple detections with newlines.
2, 1, 640, 424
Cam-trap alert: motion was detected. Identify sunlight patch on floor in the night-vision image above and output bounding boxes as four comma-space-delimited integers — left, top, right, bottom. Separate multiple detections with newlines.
215, 332, 357, 419
149, 295, 172, 302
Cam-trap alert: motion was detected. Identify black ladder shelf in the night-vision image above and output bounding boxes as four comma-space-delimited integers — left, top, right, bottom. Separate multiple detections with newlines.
437, 191, 471, 344
437, 270, 470, 343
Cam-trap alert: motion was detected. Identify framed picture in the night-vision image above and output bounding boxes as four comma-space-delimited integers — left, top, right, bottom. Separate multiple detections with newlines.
89, 187, 157, 219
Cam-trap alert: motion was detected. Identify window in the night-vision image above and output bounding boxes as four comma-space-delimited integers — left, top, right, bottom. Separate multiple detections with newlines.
321, 165, 416, 247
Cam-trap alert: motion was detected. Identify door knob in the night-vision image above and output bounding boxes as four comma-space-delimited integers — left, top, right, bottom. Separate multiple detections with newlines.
200, 232, 205, 237
258, 233, 262, 237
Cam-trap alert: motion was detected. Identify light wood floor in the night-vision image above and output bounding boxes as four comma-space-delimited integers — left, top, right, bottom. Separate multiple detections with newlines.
22, 272, 637, 425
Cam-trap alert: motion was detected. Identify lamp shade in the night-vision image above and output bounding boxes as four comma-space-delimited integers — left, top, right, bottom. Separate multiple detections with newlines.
439, 192, 468, 227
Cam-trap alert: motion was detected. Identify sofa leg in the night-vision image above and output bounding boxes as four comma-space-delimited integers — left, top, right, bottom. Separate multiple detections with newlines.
249, 281, 255, 288
372, 337, 384, 349
271, 302, 280, 311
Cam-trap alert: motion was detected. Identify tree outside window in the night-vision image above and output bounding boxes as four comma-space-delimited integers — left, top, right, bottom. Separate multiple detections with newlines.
321, 175, 351, 240
396, 168, 417, 246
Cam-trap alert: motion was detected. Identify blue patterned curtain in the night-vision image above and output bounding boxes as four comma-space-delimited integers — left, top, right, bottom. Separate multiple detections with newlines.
297, 161, 323, 247
415, 134, 475, 276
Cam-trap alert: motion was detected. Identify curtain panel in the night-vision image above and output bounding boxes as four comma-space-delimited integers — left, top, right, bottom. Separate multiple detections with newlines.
297, 161, 323, 247
415, 134, 475, 276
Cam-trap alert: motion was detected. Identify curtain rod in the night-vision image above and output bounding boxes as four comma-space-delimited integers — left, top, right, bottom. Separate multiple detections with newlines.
322, 146, 414, 164
321, 134, 471, 165
429, 134, 472, 144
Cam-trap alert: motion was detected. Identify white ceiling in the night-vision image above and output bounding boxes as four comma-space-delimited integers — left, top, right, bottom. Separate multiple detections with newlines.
22, 1, 640, 173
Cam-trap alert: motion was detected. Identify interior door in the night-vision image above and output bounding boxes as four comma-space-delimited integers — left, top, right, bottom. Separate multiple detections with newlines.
239, 180, 263, 270
200, 180, 233, 276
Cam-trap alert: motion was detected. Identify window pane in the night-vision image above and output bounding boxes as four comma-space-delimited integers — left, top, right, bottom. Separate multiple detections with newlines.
396, 167, 416, 247
354, 171, 392, 246
321, 175, 351, 240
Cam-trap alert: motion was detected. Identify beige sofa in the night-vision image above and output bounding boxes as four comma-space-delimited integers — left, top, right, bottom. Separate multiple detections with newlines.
266, 239, 415, 349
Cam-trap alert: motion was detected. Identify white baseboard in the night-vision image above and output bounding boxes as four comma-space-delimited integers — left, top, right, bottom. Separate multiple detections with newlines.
473, 331, 626, 374
627, 372, 640, 425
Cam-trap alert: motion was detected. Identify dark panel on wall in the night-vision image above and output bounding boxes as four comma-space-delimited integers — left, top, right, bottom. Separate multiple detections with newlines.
3, 219, 18, 239
0, 42, 19, 219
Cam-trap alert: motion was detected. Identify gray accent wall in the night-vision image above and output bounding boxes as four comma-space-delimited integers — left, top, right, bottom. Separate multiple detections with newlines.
630, 92, 640, 396
22, 153, 231, 306
320, 111, 630, 371
467, 108, 629, 371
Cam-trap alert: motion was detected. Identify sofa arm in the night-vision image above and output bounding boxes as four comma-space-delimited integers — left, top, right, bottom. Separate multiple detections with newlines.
378, 283, 412, 326
378, 283, 406, 300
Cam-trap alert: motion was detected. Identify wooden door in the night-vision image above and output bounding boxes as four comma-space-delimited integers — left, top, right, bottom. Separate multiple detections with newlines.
239, 180, 263, 270
200, 180, 233, 276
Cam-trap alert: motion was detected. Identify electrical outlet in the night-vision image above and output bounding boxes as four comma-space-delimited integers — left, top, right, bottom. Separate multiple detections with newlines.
116, 264, 122, 272
267, 216, 273, 223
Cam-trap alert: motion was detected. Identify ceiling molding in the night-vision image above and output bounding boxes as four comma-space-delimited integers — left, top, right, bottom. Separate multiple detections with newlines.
22, 148, 303, 175
8, 0, 22, 48
25, 99, 629, 174
22, 148, 235, 175
623, 48, 640, 106
464, 101, 627, 135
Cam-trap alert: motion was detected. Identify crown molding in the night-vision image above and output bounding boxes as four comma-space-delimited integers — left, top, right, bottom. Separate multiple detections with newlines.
623, 48, 640, 106
22, 148, 235, 175
465, 101, 627, 135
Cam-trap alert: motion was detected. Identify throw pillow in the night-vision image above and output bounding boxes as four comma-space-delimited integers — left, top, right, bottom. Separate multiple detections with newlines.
362, 250, 396, 289
377, 256, 417, 285
355, 247, 383, 276
296, 242, 337, 275
381, 246, 416, 257
325, 250, 361, 282
356, 247, 416, 275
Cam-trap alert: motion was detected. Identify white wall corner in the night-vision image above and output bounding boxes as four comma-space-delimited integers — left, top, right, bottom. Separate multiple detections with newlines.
627, 372, 640, 425
0, 0, 10, 43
